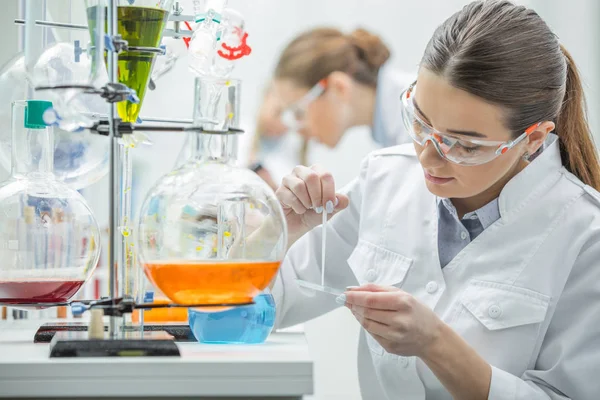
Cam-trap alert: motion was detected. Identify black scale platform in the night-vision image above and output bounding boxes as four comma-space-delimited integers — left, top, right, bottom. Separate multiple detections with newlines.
35, 323, 196, 358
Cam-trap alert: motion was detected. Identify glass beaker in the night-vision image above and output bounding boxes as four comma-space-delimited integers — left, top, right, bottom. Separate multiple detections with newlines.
0, 101, 101, 305
188, 289, 275, 344
138, 78, 287, 306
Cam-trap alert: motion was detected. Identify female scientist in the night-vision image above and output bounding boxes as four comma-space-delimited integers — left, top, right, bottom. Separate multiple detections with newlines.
271, 1, 600, 399
254, 26, 414, 154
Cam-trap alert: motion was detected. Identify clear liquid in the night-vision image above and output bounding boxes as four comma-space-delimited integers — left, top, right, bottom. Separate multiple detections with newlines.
188, 293, 275, 344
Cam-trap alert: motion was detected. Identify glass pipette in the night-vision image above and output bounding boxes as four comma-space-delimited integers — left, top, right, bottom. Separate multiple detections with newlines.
321, 208, 327, 286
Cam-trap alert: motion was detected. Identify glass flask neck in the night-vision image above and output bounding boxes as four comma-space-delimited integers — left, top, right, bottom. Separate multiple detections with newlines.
190, 133, 237, 164
11, 101, 55, 179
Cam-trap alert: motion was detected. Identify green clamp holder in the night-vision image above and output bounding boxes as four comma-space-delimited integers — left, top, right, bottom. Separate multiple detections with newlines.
24, 100, 53, 129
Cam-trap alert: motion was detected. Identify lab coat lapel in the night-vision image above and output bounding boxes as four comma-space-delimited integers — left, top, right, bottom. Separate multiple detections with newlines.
499, 134, 563, 222
441, 135, 568, 289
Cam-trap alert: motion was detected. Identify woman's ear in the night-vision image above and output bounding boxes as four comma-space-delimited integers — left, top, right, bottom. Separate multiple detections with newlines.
526, 121, 554, 155
326, 71, 354, 102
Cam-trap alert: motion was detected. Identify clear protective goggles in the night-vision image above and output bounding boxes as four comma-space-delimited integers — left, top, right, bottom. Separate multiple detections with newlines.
280, 79, 327, 131
400, 82, 540, 166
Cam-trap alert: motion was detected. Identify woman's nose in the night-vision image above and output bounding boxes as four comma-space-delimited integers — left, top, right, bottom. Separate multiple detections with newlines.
418, 139, 446, 169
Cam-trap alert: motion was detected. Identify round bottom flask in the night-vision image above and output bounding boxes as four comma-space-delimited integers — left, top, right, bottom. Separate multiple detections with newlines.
0, 101, 101, 305
138, 131, 287, 307
188, 290, 275, 344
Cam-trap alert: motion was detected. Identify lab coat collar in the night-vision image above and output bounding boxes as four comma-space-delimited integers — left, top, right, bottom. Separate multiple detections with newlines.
498, 133, 562, 220
438, 197, 500, 229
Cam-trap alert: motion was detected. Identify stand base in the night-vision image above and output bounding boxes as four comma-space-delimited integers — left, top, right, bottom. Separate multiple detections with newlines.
49, 331, 180, 358
35, 322, 195, 343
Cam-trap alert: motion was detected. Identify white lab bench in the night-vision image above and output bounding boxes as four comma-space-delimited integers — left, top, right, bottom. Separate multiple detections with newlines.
0, 320, 314, 399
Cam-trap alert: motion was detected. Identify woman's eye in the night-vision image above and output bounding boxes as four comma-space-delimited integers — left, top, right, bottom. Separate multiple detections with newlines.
457, 141, 481, 153
412, 118, 424, 134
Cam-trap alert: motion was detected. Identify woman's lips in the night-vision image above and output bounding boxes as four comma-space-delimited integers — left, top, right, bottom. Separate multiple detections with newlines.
424, 171, 455, 185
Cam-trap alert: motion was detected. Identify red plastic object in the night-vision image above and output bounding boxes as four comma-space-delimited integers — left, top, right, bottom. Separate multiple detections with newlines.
217, 32, 252, 60
183, 21, 193, 48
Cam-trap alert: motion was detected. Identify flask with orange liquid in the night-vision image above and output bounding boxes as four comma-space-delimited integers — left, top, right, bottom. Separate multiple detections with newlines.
138, 78, 287, 310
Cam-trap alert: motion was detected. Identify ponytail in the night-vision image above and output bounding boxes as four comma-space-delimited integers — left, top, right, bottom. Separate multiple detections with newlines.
556, 45, 600, 191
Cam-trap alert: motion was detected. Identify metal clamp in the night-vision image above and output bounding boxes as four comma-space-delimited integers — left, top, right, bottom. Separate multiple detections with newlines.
70, 297, 255, 317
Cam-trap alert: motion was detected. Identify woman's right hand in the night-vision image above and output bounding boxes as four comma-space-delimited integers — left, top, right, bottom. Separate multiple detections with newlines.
276, 165, 349, 245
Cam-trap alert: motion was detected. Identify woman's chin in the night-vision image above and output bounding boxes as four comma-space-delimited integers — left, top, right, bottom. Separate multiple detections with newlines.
424, 179, 457, 198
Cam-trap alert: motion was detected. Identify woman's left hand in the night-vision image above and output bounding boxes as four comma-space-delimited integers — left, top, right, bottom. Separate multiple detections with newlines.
342, 284, 444, 358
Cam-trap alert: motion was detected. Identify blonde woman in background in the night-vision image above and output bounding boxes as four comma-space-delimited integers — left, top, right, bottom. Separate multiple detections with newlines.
247, 27, 414, 189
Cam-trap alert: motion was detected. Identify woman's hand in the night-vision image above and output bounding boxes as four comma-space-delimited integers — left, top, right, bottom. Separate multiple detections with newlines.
276, 165, 349, 246
342, 284, 444, 358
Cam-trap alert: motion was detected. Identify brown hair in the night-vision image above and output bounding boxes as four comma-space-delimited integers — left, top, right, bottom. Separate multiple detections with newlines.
274, 27, 391, 88
252, 27, 391, 166
421, 0, 600, 190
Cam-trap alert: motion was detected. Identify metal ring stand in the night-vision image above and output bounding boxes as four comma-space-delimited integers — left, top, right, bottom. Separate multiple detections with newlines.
15, 2, 253, 356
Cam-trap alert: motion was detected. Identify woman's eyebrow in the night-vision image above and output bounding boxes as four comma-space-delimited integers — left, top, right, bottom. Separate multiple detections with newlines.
413, 99, 488, 138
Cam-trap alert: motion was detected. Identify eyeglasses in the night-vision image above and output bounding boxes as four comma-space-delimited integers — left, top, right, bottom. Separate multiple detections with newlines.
400, 82, 540, 166
280, 79, 327, 131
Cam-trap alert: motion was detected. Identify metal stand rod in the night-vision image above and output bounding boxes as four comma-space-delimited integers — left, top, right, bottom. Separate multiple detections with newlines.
107, 0, 120, 339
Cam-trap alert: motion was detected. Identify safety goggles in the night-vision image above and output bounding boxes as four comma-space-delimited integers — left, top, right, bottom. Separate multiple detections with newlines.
280, 79, 327, 131
400, 82, 540, 166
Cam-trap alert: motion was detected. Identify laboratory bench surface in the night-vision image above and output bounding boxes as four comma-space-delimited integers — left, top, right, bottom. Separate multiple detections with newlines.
0, 320, 314, 399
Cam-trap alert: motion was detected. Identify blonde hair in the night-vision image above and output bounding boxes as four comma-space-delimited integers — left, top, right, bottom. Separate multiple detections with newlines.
275, 27, 390, 88
252, 27, 391, 165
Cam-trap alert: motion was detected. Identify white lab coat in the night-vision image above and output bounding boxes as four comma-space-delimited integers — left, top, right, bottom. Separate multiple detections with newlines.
272, 134, 600, 399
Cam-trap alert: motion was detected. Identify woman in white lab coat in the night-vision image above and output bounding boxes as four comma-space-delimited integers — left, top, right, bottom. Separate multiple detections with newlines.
246, 27, 414, 187
271, 1, 600, 399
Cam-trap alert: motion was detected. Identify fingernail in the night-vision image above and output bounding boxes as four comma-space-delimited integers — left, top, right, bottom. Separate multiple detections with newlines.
315, 206, 323, 214
346, 286, 359, 290
334, 197, 339, 207
326, 200, 334, 214
335, 294, 346, 305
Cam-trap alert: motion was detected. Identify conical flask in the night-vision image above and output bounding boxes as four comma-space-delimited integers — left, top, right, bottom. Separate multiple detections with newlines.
0, 101, 101, 305
86, 0, 174, 123
138, 78, 287, 306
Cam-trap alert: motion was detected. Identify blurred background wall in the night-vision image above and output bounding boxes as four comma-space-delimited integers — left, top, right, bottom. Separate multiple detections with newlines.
1, 1, 597, 398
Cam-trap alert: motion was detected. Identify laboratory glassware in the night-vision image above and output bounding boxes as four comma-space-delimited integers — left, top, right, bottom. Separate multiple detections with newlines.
86, 0, 175, 123
0, 100, 101, 305
188, 290, 275, 344
138, 78, 287, 306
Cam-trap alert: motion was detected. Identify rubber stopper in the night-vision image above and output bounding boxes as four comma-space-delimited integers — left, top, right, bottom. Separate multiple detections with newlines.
88, 309, 105, 340
24, 100, 53, 129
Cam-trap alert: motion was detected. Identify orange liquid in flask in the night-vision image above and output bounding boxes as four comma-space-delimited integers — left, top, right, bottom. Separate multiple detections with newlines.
132, 298, 188, 323
144, 260, 281, 306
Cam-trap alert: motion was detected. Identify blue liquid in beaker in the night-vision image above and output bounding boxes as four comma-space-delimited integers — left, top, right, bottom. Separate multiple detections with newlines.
188, 292, 276, 344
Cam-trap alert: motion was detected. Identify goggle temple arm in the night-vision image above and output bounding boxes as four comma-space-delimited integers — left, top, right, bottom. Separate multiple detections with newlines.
496, 122, 541, 155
